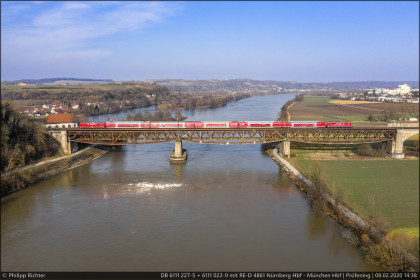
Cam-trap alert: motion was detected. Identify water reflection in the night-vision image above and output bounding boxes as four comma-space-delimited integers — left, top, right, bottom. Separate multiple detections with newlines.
171, 162, 185, 182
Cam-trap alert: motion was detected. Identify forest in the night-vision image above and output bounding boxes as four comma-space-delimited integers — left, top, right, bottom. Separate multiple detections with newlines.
0, 82, 171, 102
1, 102, 61, 173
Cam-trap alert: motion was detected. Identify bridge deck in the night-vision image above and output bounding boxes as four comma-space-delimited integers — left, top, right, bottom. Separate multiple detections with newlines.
62, 127, 413, 145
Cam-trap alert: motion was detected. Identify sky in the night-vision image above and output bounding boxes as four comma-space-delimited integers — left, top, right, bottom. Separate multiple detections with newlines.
1, 1, 419, 82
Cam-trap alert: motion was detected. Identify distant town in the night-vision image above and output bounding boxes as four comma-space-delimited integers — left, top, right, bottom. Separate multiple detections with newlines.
333, 83, 419, 104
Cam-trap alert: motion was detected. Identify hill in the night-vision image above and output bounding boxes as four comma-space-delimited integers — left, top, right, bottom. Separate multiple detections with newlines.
9, 78, 113, 85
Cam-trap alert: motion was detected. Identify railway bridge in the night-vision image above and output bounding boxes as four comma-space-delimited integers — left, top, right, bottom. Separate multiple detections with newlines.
48, 126, 419, 161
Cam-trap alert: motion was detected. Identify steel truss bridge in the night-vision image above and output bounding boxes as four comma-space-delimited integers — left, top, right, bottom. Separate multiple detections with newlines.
67, 127, 402, 145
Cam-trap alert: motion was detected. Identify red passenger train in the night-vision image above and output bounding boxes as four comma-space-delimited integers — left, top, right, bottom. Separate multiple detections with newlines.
78, 121, 352, 128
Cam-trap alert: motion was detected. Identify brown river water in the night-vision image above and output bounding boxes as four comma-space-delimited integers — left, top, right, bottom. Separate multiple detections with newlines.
1, 94, 379, 271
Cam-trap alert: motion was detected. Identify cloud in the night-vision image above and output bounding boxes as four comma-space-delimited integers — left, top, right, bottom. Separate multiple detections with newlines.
2, 2, 182, 65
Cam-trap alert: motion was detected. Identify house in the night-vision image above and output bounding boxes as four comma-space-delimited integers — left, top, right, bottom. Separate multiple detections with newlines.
33, 108, 46, 117
50, 100, 70, 107
51, 108, 63, 114
72, 104, 80, 110
44, 113, 77, 129
50, 100, 61, 107
20, 105, 36, 114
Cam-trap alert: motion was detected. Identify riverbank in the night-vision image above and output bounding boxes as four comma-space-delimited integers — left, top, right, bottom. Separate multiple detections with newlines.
1, 147, 108, 197
267, 148, 419, 271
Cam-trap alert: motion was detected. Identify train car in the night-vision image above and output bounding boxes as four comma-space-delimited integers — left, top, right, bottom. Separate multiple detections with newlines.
316, 121, 326, 127
273, 121, 291, 127
149, 122, 161, 128
115, 121, 139, 128
185, 121, 204, 128
291, 121, 318, 127
227, 121, 249, 128
249, 121, 272, 127
140, 122, 150, 128
327, 121, 352, 127
228, 121, 239, 128
79, 122, 105, 128
204, 121, 228, 128
105, 122, 116, 128
160, 122, 185, 128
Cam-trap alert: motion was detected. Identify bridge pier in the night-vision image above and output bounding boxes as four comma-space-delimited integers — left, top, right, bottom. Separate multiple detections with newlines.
279, 141, 290, 158
169, 141, 187, 163
49, 130, 78, 155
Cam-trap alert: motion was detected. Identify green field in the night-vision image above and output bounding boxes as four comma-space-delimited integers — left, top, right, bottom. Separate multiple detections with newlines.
289, 154, 419, 233
286, 95, 419, 260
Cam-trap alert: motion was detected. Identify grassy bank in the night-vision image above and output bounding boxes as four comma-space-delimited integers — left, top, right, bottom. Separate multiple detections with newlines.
269, 148, 419, 270
289, 155, 419, 230
283, 95, 419, 268
287, 147, 419, 260
1, 147, 107, 196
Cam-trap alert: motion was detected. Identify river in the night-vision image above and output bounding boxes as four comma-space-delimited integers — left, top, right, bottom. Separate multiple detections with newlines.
1, 94, 379, 271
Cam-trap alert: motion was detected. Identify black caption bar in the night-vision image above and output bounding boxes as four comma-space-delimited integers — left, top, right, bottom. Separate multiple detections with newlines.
1, 272, 419, 280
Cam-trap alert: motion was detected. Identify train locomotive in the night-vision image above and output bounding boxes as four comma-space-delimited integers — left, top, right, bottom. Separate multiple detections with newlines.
78, 121, 352, 128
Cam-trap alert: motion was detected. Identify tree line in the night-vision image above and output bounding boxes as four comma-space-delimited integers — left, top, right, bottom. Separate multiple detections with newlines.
277, 93, 304, 121
0, 82, 172, 102
1, 102, 61, 173
158, 92, 253, 111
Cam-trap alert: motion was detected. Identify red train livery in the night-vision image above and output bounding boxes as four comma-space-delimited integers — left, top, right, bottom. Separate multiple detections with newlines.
78, 121, 352, 128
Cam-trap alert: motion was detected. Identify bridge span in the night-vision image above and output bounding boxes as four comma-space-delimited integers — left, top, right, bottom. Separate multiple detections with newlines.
48, 126, 419, 160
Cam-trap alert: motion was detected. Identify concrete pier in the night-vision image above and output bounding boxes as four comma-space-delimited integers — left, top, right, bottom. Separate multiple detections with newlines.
169, 141, 187, 163
279, 141, 290, 158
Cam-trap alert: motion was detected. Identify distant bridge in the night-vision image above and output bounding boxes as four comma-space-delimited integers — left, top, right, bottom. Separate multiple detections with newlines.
47, 126, 419, 159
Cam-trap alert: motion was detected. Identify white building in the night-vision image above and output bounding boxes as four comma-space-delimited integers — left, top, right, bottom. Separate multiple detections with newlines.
398, 84, 411, 95
44, 114, 77, 129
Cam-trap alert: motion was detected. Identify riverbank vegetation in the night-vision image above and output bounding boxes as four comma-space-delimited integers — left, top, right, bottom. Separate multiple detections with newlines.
277, 93, 303, 121
1, 102, 61, 173
157, 92, 253, 111
273, 150, 419, 271
285, 146, 419, 269
1, 147, 107, 197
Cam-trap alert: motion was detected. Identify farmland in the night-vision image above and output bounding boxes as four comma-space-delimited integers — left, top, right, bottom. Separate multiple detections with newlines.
289, 153, 419, 231
285, 95, 419, 259
288, 96, 387, 125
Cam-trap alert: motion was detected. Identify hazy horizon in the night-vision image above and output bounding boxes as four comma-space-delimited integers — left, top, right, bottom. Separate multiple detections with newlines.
2, 1, 419, 82
5, 77, 420, 84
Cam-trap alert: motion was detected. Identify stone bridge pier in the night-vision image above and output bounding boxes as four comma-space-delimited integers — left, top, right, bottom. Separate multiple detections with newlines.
169, 140, 187, 163
279, 141, 291, 158
49, 130, 78, 155
383, 128, 419, 158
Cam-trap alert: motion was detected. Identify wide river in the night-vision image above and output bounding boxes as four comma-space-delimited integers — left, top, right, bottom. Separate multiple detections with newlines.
1, 94, 379, 271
